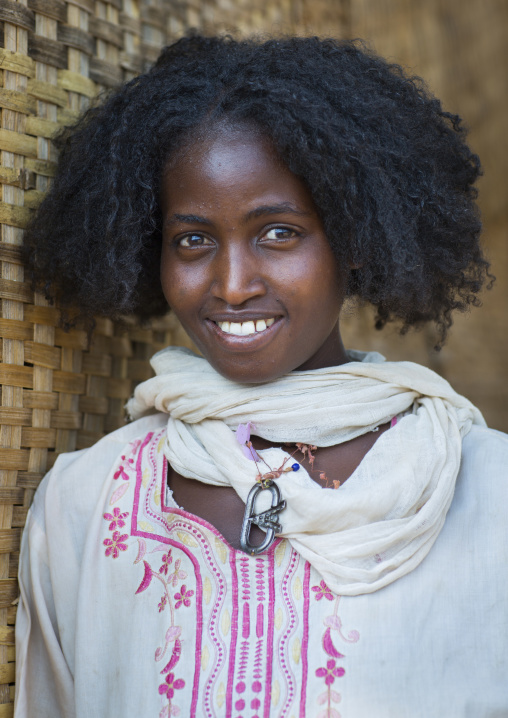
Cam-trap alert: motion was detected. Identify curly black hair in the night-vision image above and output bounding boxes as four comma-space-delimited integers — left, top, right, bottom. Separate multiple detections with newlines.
25, 34, 490, 342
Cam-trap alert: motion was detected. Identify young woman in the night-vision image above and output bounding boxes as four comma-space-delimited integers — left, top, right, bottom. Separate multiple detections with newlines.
15, 36, 508, 717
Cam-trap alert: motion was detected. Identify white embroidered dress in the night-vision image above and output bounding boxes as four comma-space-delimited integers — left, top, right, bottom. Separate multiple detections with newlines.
14, 413, 508, 717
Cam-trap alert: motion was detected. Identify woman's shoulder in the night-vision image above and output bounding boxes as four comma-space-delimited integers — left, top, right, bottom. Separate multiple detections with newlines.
27, 413, 167, 531
454, 424, 508, 525
461, 423, 508, 468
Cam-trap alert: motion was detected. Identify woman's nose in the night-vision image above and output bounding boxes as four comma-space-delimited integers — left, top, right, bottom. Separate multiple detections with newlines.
210, 244, 266, 306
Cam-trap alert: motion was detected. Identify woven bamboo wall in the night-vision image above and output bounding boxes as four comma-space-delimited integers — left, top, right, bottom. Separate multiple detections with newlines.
0, 0, 197, 711
0, 0, 506, 712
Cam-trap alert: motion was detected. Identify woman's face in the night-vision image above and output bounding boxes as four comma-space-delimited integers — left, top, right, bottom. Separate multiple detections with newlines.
160, 125, 348, 383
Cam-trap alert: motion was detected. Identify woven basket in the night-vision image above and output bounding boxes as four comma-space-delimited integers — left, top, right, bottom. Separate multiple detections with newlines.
0, 0, 199, 710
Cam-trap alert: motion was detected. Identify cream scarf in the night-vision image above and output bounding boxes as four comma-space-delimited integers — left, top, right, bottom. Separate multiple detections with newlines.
127, 346, 484, 595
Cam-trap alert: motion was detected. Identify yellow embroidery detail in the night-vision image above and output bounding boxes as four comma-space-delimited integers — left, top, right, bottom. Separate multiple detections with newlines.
139, 520, 154, 533
177, 531, 198, 548
292, 636, 301, 664
275, 540, 287, 567
221, 608, 231, 637
203, 576, 212, 604
271, 679, 280, 706
293, 576, 302, 601
216, 682, 226, 709
214, 536, 228, 564
201, 645, 209, 671
275, 607, 283, 631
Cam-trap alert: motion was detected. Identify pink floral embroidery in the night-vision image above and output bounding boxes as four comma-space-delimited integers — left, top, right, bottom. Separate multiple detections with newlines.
314, 593, 359, 717
103, 507, 129, 531
103, 432, 187, 718
168, 558, 187, 587
174, 585, 194, 609
316, 659, 345, 685
312, 580, 334, 601
131, 554, 187, 716
158, 672, 185, 699
160, 551, 173, 576
133, 552, 187, 715
113, 455, 134, 480
103, 531, 129, 558
112, 439, 141, 481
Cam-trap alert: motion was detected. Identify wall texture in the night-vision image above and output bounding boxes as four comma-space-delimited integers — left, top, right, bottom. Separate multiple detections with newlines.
342, 0, 508, 432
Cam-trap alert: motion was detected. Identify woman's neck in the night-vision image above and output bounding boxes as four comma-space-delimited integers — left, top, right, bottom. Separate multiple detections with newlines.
293, 322, 350, 372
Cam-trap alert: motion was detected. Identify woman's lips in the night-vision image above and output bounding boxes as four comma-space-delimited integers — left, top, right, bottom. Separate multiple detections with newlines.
215, 318, 275, 335
205, 317, 283, 351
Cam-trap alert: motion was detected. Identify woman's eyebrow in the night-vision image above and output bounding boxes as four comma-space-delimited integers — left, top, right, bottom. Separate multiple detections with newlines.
245, 203, 311, 220
165, 204, 311, 227
165, 213, 210, 226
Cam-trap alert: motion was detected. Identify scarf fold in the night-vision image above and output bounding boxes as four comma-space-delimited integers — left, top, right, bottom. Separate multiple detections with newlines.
127, 346, 485, 595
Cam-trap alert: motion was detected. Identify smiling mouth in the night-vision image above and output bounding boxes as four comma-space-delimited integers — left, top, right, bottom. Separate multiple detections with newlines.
213, 318, 276, 336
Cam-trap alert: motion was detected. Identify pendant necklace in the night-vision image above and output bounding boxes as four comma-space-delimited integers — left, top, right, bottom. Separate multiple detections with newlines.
237, 423, 335, 556
237, 419, 395, 556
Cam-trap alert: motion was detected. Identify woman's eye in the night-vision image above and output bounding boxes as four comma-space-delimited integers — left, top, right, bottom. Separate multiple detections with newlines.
177, 234, 213, 248
263, 227, 297, 241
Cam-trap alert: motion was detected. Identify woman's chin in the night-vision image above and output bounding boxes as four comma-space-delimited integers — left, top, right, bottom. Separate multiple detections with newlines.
204, 358, 286, 385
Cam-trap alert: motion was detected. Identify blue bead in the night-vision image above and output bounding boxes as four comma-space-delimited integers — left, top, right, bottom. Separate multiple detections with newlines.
291, 463, 300, 471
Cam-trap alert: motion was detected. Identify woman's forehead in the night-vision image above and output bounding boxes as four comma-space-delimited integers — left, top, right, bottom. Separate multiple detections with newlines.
161, 125, 320, 220
165, 118, 270, 169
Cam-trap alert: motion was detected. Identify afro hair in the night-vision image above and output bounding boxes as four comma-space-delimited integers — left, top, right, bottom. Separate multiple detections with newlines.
25, 34, 490, 343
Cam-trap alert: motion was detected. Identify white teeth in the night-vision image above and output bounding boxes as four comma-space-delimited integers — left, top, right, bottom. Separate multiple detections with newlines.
229, 322, 243, 335
241, 321, 256, 335
216, 318, 276, 335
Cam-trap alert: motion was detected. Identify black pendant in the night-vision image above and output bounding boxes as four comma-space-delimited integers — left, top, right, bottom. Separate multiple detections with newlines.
240, 481, 286, 556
